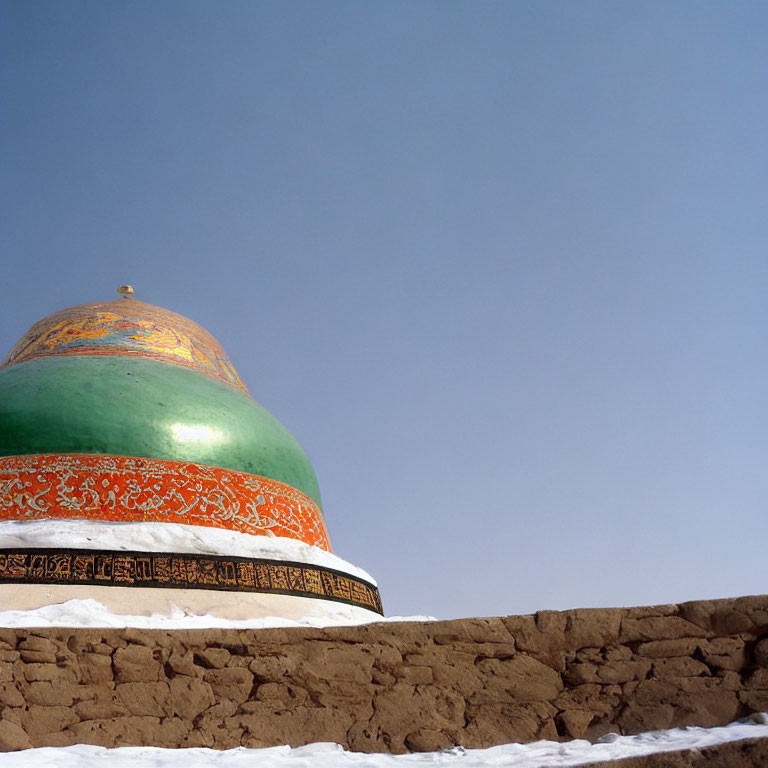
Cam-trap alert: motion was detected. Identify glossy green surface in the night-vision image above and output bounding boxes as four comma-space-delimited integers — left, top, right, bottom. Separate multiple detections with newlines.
0, 356, 322, 506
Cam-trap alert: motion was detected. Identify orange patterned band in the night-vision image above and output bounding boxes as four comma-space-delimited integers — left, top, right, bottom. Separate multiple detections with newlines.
0, 454, 331, 551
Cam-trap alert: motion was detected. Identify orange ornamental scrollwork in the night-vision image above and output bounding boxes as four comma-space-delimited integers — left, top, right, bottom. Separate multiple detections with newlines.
0, 454, 331, 551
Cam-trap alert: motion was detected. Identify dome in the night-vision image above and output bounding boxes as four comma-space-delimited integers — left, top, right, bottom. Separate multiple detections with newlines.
0, 299, 323, 505
0, 291, 382, 619
0, 295, 325, 542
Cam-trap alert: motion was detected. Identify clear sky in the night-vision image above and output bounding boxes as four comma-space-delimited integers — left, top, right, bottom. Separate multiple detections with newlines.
1, 1, 766, 620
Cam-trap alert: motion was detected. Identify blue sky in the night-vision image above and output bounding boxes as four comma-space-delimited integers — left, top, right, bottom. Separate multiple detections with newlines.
2, 1, 766, 619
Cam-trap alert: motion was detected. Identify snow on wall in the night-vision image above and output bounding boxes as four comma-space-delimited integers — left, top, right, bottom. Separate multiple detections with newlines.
0, 717, 767, 768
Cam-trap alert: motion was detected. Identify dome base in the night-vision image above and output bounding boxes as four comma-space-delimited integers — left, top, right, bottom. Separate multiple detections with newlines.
0, 584, 380, 623
0, 547, 382, 616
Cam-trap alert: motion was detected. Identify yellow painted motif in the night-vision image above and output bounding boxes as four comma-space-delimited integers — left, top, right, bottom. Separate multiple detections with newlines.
2, 300, 248, 394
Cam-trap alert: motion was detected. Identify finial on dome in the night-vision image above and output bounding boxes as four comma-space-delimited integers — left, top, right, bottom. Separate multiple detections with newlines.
117, 285, 135, 299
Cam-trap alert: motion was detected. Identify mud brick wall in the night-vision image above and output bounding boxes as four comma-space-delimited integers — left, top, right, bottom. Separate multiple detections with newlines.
0, 594, 766, 753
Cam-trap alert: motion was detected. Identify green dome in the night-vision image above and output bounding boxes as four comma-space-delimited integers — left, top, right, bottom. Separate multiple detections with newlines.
0, 299, 322, 506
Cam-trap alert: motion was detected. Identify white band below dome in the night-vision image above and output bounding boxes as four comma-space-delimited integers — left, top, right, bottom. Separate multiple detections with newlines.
0, 520, 374, 585
0, 587, 382, 626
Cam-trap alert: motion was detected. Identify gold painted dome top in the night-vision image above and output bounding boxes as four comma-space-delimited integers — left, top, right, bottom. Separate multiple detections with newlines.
2, 296, 248, 395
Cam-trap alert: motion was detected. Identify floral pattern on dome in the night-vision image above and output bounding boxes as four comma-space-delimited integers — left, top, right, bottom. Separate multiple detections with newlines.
2, 300, 248, 395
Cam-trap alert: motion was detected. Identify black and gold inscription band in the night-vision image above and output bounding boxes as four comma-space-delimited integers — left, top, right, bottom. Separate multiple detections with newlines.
0, 549, 383, 615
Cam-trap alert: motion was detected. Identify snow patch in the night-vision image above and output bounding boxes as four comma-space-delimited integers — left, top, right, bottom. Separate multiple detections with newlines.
0, 598, 434, 629
0, 519, 375, 583
0, 716, 765, 767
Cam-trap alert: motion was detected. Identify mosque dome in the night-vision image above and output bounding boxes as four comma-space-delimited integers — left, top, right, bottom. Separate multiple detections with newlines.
0, 289, 381, 621
0, 296, 322, 506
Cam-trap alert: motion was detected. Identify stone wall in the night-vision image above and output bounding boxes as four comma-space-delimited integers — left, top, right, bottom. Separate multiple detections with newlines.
0, 594, 766, 753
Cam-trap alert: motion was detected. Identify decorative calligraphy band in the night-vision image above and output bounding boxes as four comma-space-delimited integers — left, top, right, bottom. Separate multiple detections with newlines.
0, 454, 331, 551
0, 548, 383, 615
